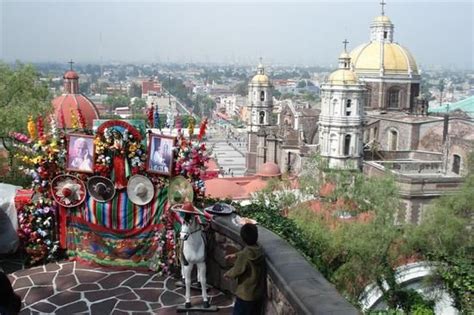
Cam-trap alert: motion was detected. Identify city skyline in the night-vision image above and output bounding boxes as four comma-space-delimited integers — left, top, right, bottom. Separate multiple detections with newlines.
1, 1, 473, 69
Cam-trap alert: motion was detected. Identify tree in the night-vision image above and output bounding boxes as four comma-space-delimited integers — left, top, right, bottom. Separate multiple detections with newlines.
409, 172, 474, 313
297, 80, 307, 88
129, 82, 142, 98
0, 63, 51, 136
104, 95, 130, 111
234, 81, 248, 97
130, 98, 147, 115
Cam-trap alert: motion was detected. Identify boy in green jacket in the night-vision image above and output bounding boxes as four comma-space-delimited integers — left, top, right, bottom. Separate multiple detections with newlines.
224, 223, 266, 315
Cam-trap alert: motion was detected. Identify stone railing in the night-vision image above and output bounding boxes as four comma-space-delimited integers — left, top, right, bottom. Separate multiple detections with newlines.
206, 214, 359, 315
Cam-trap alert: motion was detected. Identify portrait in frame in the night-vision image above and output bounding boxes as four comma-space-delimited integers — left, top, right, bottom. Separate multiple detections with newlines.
147, 133, 175, 176
66, 134, 95, 173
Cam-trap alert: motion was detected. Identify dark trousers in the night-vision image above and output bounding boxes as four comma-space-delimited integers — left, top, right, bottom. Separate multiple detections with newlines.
232, 297, 263, 315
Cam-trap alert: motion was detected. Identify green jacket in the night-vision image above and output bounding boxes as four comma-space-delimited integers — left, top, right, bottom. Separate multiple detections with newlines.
224, 245, 266, 301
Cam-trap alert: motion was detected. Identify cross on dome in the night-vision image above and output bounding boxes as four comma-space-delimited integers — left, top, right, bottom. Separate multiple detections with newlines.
342, 39, 349, 52
68, 59, 74, 71
257, 57, 264, 74
380, 0, 386, 16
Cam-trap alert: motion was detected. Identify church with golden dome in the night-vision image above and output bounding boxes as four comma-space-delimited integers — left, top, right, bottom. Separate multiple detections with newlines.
349, 4, 420, 112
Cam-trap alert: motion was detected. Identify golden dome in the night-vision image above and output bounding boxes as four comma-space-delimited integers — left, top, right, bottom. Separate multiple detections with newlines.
250, 74, 271, 86
327, 69, 358, 85
350, 42, 418, 75
372, 15, 392, 24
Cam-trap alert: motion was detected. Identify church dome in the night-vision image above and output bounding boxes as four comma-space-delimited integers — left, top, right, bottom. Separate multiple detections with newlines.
64, 70, 79, 79
372, 15, 392, 24
250, 74, 271, 85
328, 69, 359, 85
256, 162, 281, 177
350, 40, 418, 75
249, 61, 272, 86
52, 69, 99, 129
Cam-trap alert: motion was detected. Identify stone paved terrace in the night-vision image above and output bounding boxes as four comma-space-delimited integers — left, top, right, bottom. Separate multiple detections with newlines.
4, 260, 233, 314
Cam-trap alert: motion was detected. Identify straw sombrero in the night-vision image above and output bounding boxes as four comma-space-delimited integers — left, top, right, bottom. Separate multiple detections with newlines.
127, 175, 154, 206
170, 201, 203, 215
51, 174, 86, 208
87, 176, 116, 202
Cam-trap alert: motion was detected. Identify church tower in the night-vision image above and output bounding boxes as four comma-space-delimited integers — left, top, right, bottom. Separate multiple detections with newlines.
245, 60, 274, 175
319, 41, 365, 169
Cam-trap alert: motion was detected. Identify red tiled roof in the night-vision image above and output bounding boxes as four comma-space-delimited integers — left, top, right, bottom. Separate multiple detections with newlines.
205, 178, 247, 200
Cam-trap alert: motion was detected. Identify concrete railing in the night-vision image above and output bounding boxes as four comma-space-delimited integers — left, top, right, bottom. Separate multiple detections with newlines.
206, 214, 360, 315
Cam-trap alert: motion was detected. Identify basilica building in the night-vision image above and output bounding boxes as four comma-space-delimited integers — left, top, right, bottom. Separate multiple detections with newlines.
245, 4, 474, 223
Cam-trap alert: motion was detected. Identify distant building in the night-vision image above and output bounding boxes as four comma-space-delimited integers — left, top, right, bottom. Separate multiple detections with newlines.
142, 80, 161, 97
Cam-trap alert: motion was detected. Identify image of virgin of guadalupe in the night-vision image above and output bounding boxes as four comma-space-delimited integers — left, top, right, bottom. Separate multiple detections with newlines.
110, 129, 128, 190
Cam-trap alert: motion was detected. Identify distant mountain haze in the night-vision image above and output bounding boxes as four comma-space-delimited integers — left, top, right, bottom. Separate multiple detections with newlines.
1, 1, 473, 69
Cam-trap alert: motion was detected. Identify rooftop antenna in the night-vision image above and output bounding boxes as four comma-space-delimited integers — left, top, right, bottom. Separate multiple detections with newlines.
380, 0, 386, 16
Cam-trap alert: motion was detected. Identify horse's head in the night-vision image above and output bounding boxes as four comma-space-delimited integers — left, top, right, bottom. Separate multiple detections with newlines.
179, 214, 200, 241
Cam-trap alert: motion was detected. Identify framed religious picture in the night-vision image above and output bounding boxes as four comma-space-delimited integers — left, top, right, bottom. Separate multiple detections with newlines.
147, 133, 175, 176
66, 134, 95, 174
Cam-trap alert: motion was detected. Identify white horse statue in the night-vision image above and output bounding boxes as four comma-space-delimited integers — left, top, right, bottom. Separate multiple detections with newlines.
178, 208, 210, 309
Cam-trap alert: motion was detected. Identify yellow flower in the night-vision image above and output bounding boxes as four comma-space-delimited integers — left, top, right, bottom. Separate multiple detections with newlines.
27, 116, 37, 139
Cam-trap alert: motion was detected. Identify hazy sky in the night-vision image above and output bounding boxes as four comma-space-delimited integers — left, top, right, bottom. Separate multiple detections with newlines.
1, 0, 473, 69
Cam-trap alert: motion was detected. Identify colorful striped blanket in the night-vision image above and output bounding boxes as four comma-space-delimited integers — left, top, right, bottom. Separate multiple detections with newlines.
67, 188, 169, 268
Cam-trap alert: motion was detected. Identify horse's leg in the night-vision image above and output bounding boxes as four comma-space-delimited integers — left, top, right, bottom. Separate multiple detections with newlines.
197, 262, 209, 308
184, 264, 192, 308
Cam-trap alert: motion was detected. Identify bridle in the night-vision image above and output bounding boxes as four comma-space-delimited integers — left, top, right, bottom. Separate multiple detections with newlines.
182, 226, 202, 241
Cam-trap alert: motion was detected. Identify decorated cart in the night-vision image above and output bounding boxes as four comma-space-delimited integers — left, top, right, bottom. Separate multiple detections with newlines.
10, 110, 210, 275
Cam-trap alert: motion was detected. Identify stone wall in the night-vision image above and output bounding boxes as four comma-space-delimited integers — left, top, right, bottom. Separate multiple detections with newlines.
206, 214, 359, 315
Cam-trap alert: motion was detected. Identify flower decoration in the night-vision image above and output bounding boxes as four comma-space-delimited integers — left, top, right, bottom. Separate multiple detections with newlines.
17, 198, 61, 265
70, 109, 79, 129
77, 108, 86, 130
27, 115, 36, 140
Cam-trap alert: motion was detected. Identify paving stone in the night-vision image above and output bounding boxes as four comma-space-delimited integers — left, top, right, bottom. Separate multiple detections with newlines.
115, 300, 148, 311
122, 274, 150, 288
150, 302, 162, 310
14, 276, 33, 289
57, 262, 74, 276
24, 286, 53, 305
164, 278, 180, 290
44, 263, 61, 272
19, 309, 33, 315
30, 272, 55, 286
71, 283, 101, 292
160, 291, 185, 306
90, 298, 117, 315
48, 291, 81, 306
111, 311, 129, 315
99, 271, 135, 289
55, 274, 78, 290
55, 301, 88, 314
135, 288, 162, 302
116, 291, 139, 300
84, 287, 131, 302
15, 287, 30, 300
132, 312, 152, 315
31, 301, 57, 313
75, 269, 108, 283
